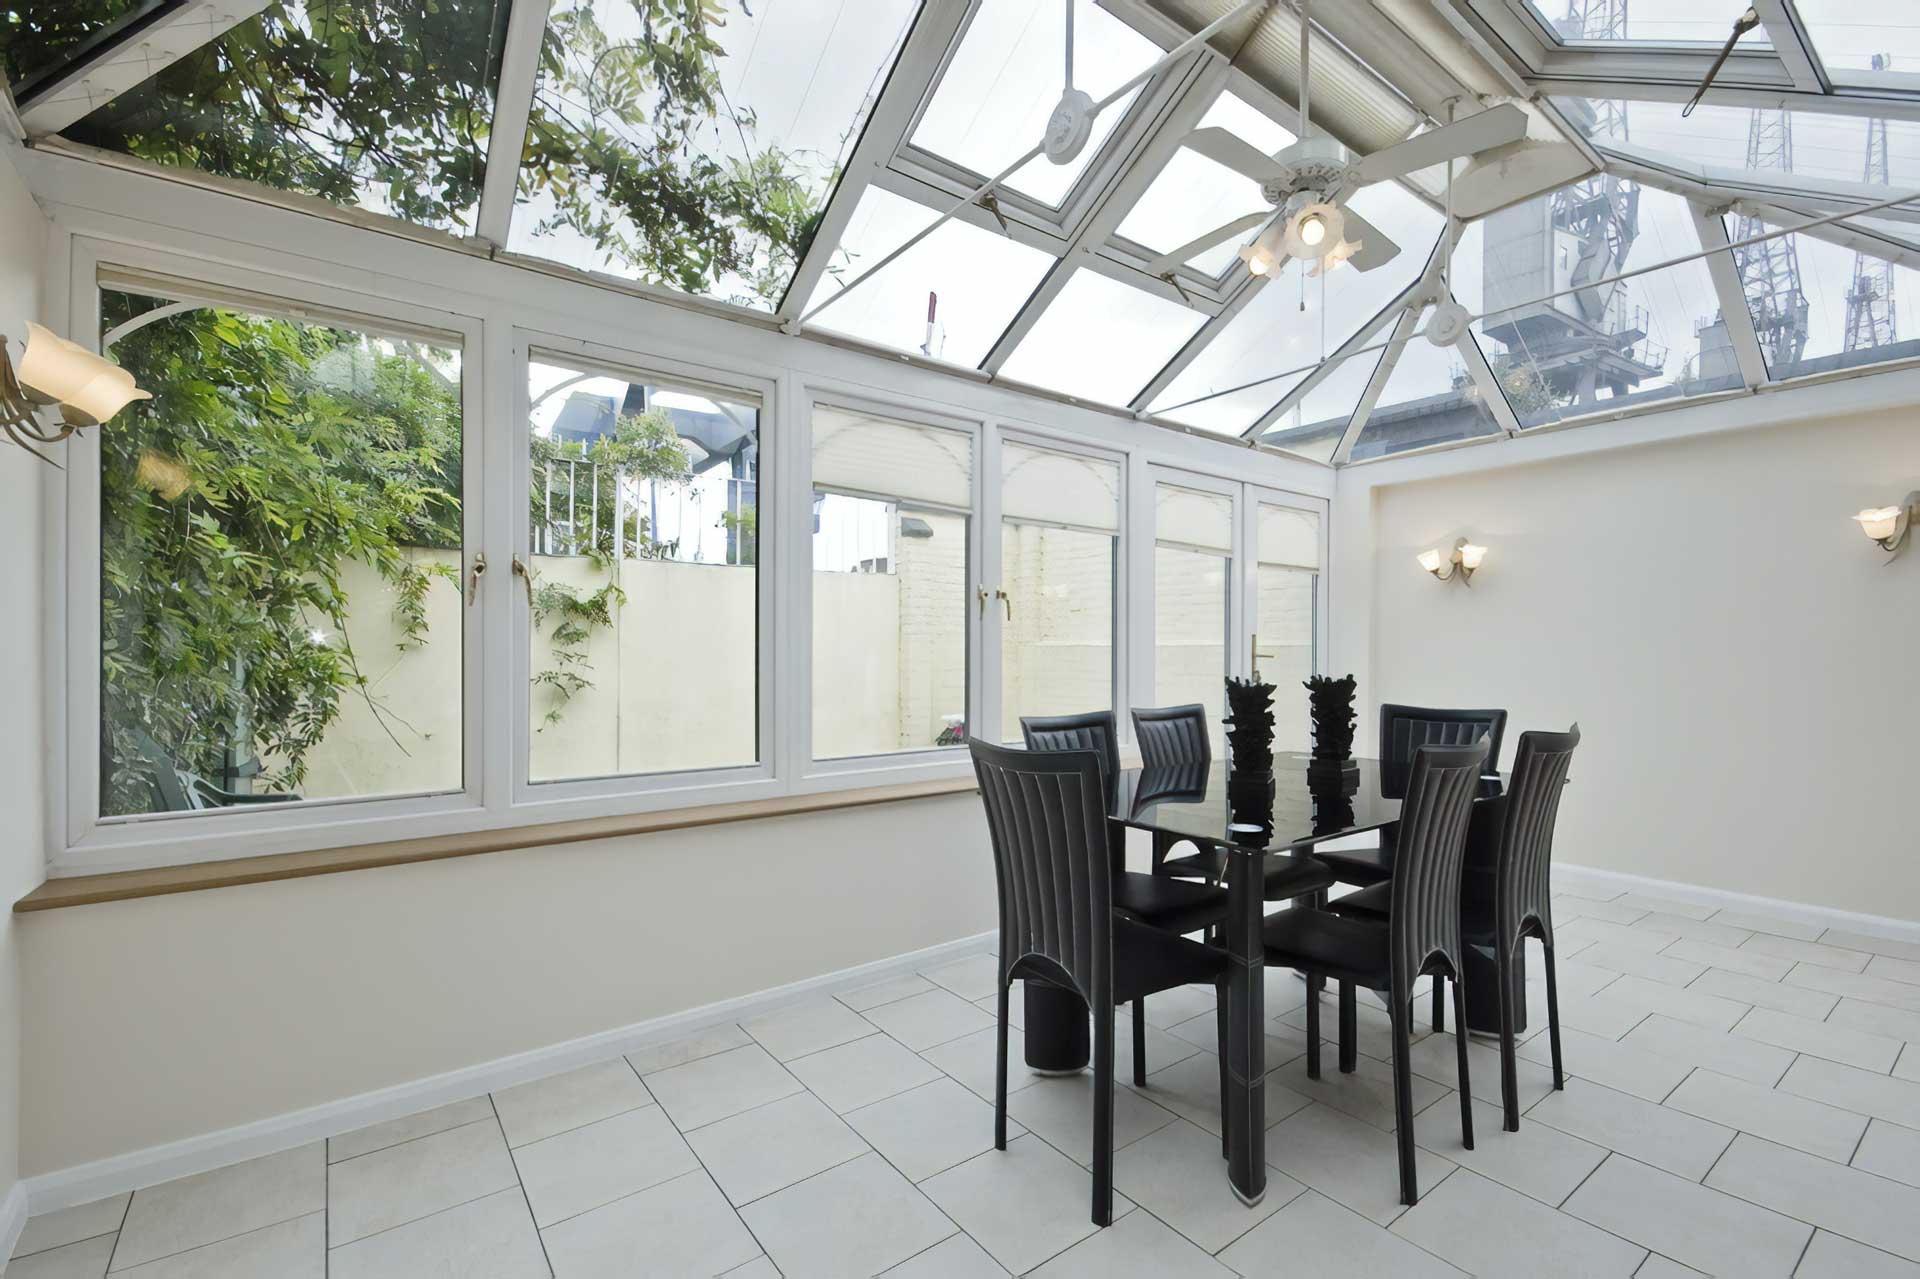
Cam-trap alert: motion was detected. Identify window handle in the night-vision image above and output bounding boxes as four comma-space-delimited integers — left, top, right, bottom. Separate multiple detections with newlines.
466, 552, 487, 606
512, 554, 535, 607
995, 587, 1011, 620
977, 586, 990, 618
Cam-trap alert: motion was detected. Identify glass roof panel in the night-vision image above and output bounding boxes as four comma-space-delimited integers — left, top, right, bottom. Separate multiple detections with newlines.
801, 185, 1054, 366
509, 0, 919, 309
911, 0, 1159, 209
1722, 218, 1920, 381
1471, 180, 1727, 428
998, 270, 1207, 406
62, 0, 511, 233
0, 0, 151, 94
1791, 1, 1920, 79
1350, 306, 1502, 460
1522, 0, 1769, 44
1258, 347, 1388, 463
1146, 180, 1445, 435
1115, 91, 1296, 279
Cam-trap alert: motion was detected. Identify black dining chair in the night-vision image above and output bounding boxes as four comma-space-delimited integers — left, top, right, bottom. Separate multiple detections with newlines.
1022, 711, 1228, 1081
970, 739, 1230, 1227
1262, 739, 1489, 1206
1130, 704, 1213, 879
1315, 703, 1507, 1032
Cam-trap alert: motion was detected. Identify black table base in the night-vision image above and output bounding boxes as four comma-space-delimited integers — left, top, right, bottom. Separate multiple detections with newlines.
1023, 982, 1090, 1073
1463, 939, 1527, 1037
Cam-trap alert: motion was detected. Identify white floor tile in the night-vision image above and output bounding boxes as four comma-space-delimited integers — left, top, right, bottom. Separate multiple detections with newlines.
1552, 992, 1654, 1041
879, 1232, 1007, 1277
923, 955, 1001, 1002
1616, 895, 1717, 922
512, 1105, 699, 1229
624, 1023, 751, 1077
743, 1152, 958, 1278
1787, 965, 1920, 1013
847, 1078, 1024, 1183
863, 990, 996, 1052
1663, 940, 1793, 981
330, 1189, 546, 1279
1219, 1189, 1467, 1278
1595, 976, 1749, 1032
1139, 1009, 1226, 1069
1621, 1014, 1796, 1086
1830, 997, 1920, 1043
687, 1091, 868, 1206
1281, 992, 1432, 1065
722, 1257, 780, 1279
742, 999, 877, 1063
1736, 1005, 1902, 1072
1708, 1133, 1920, 1263
1266, 1049, 1449, 1134
1128, 1048, 1312, 1137
1558, 919, 1682, 954
1553, 896, 1650, 927
1265, 1103, 1457, 1226
1635, 913, 1755, 948
539, 1170, 759, 1279
1636, 1255, 1706, 1278
13, 1196, 129, 1260
1140, 985, 1215, 1029
1870, 956, 1920, 988
1408, 1030, 1558, 1113
1666, 1070, 1866, 1163
1745, 935, 1871, 973
919, 1135, 1130, 1275
1026, 1204, 1236, 1277
1519, 1026, 1690, 1101
1820, 931, 1920, 965
329, 1098, 497, 1164
840, 974, 937, 1013
1852, 1119, 1920, 1188
1110, 1119, 1303, 1253
1690, 968, 1838, 1020
1007, 1072, 1179, 1166
1710, 910, 1826, 943
1576, 944, 1708, 988
1527, 1078, 1734, 1180
328, 1118, 519, 1246
641, 1043, 802, 1131
786, 1033, 943, 1114
112, 1143, 325, 1270
9, 1234, 115, 1279
114, 1214, 324, 1278
1393, 1167, 1646, 1277
919, 1025, 1038, 1102
1795, 1229, 1920, 1278
1782, 1056, 1920, 1129
1563, 1154, 1811, 1278
492, 1060, 652, 1148
1416, 1096, 1607, 1206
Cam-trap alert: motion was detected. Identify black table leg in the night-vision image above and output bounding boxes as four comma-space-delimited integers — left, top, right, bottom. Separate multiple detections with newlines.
1023, 981, 1090, 1073
1223, 847, 1266, 1205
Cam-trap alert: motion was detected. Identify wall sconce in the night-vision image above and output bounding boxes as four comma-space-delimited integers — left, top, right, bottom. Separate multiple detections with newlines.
1, 322, 151, 463
1854, 492, 1918, 561
1417, 537, 1487, 585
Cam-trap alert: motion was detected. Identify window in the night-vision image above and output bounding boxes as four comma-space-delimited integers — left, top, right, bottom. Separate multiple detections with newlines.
999, 441, 1120, 741
812, 405, 972, 758
98, 286, 466, 817
1522, 0, 1766, 44
1153, 481, 1232, 749
1116, 92, 1295, 280
999, 271, 1207, 405
1791, 1, 1920, 79
525, 357, 761, 783
1352, 302, 1502, 461
1254, 503, 1320, 751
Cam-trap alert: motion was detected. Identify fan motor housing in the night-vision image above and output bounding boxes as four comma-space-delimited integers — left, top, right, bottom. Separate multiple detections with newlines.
1267, 134, 1351, 202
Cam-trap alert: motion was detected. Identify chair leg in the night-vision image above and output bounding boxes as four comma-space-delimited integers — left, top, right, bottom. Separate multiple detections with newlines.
1431, 974, 1445, 1033
1092, 1004, 1115, 1228
1390, 991, 1419, 1206
1338, 980, 1357, 1074
994, 979, 1010, 1151
1132, 997, 1147, 1088
1497, 947, 1521, 1132
1543, 941, 1566, 1091
1452, 971, 1474, 1151
1305, 970, 1322, 1080
1214, 981, 1230, 1159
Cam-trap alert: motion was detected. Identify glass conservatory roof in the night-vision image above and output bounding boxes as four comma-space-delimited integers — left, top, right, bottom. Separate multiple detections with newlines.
8, 0, 1920, 466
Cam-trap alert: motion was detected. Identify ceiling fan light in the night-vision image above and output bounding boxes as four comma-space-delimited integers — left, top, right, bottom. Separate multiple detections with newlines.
1299, 214, 1327, 248
1282, 202, 1344, 262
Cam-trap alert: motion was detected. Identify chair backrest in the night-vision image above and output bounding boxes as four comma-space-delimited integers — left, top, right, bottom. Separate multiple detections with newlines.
1021, 711, 1120, 809
1493, 725, 1581, 950
1380, 703, 1508, 772
1132, 703, 1211, 769
1386, 740, 1491, 998
969, 739, 1115, 1005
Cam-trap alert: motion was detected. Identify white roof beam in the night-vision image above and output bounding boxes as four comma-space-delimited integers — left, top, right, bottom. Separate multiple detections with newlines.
1528, 77, 1920, 124
1244, 273, 1419, 439
1688, 202, 1770, 391
473, 0, 553, 249
1749, 0, 1828, 94
1331, 303, 1417, 464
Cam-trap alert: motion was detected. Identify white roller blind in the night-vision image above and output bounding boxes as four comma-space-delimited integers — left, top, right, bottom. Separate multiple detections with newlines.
1002, 442, 1120, 533
812, 405, 972, 509
1156, 483, 1232, 553
1258, 503, 1319, 569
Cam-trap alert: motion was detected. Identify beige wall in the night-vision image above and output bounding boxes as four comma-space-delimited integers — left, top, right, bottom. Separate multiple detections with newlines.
0, 143, 46, 1210
18, 795, 994, 1176
1359, 408, 1920, 919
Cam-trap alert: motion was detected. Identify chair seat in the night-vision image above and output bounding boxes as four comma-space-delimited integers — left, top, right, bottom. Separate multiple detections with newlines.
1313, 841, 1394, 886
1159, 849, 1341, 901
1113, 917, 1228, 1004
1262, 907, 1391, 989
1327, 880, 1392, 919
1114, 872, 1227, 936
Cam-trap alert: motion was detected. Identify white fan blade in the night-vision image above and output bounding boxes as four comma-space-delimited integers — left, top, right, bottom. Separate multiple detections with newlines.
1183, 127, 1291, 185
1339, 207, 1402, 273
1352, 103, 1529, 186
1147, 211, 1274, 276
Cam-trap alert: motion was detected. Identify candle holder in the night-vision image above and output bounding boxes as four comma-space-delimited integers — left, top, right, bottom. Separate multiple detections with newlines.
1305, 673, 1359, 793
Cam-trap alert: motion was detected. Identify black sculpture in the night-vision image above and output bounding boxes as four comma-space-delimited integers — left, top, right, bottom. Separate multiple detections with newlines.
1305, 673, 1360, 791
1223, 675, 1277, 780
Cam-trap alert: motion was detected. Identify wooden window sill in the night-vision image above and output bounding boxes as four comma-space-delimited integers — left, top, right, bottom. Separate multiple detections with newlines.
16, 777, 981, 912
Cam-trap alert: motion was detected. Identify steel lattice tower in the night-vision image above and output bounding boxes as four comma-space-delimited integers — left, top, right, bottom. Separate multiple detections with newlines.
1729, 109, 1811, 368
1845, 53, 1898, 352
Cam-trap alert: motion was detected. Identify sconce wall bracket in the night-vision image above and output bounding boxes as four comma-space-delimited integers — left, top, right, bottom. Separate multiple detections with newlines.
1860, 491, 1919, 563
1421, 536, 1483, 586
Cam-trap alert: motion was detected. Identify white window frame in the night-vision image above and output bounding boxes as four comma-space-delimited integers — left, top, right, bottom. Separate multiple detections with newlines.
1242, 486, 1331, 713
1139, 465, 1245, 722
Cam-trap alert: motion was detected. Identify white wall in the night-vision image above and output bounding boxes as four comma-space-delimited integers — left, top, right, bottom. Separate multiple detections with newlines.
1345, 407, 1920, 920
0, 140, 47, 1225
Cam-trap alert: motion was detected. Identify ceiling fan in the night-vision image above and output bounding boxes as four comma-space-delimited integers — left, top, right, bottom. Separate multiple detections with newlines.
1148, 0, 1528, 280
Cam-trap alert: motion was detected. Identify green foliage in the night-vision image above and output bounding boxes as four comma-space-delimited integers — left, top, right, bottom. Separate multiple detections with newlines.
531, 407, 691, 565
1493, 357, 1561, 419
99, 292, 463, 815
529, 573, 626, 729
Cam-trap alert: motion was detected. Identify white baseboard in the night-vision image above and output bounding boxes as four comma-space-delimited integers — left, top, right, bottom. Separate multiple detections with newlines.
1552, 862, 1920, 945
0, 1180, 27, 1264
22, 930, 995, 1219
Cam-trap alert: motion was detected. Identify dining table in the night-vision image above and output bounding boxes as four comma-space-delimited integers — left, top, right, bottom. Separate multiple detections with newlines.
1019, 751, 1511, 1207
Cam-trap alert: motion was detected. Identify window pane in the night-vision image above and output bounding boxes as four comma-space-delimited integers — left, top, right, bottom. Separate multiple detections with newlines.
1258, 347, 1387, 461
1351, 304, 1501, 460
1726, 220, 1920, 381
813, 408, 971, 758
1154, 483, 1229, 750
802, 186, 1054, 366
1000, 442, 1119, 741
67, 0, 511, 233
1524, 0, 1768, 44
1117, 92, 1295, 278
527, 359, 759, 782
510, 0, 918, 309
100, 288, 464, 817
912, 0, 1158, 208
999, 271, 1206, 405
1255, 502, 1318, 751
0, 0, 149, 92
1792, 1, 1920, 78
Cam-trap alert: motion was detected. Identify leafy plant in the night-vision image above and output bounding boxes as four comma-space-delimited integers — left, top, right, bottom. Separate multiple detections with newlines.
530, 407, 691, 565
529, 573, 627, 729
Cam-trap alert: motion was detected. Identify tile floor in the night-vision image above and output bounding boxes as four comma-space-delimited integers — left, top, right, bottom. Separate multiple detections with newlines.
16, 887, 1920, 1276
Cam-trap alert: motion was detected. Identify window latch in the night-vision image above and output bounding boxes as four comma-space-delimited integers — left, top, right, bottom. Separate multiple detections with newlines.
995, 587, 1011, 620
977, 585, 990, 618
466, 552, 487, 606
512, 555, 535, 608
